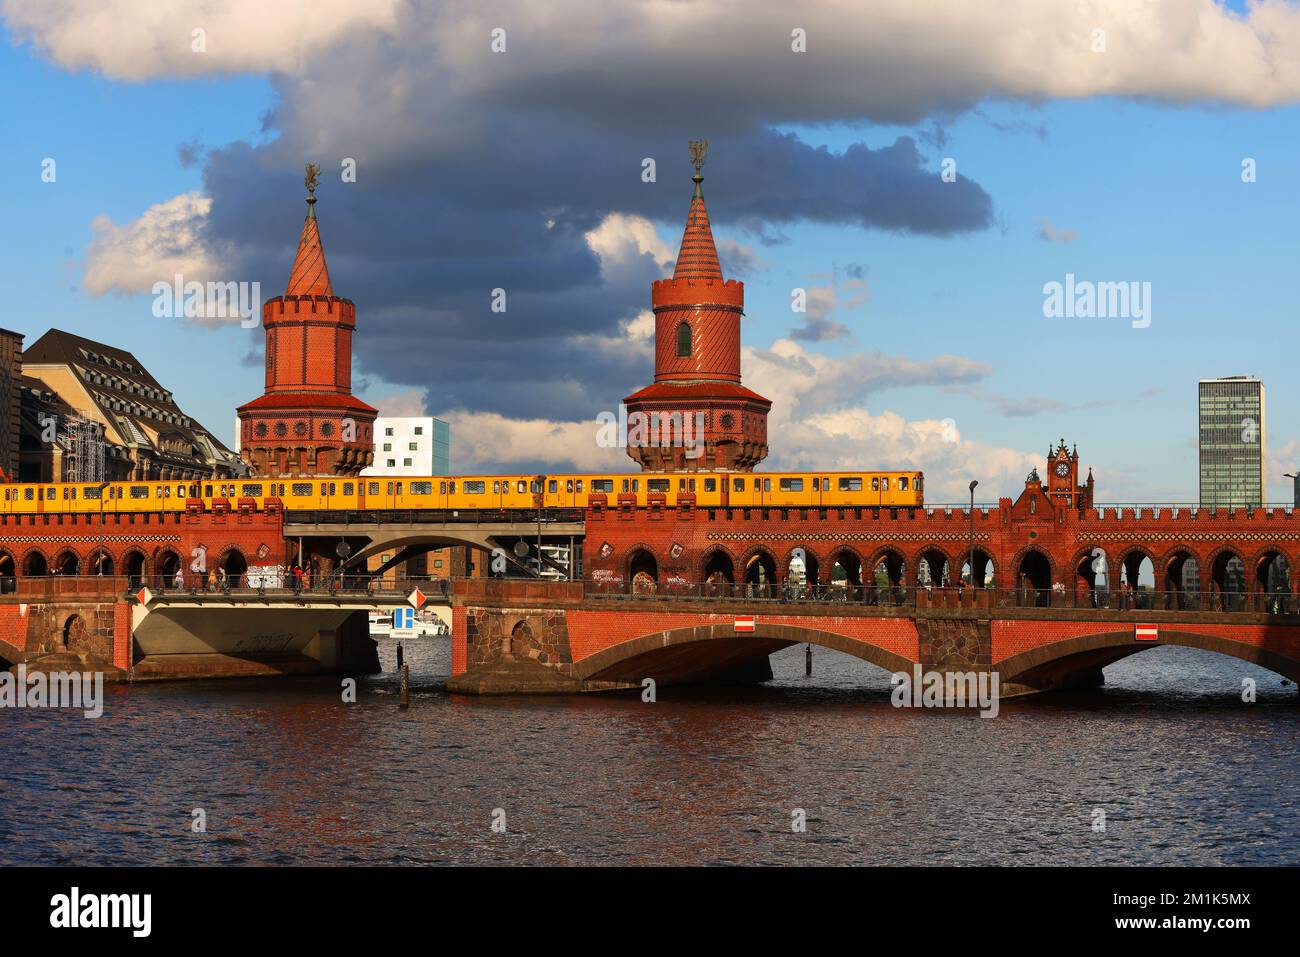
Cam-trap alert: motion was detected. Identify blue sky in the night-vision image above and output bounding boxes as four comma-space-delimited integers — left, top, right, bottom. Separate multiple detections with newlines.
2, 1, 1298, 502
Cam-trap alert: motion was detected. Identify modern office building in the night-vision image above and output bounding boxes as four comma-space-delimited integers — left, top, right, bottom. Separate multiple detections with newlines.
362, 416, 450, 476
1198, 376, 1265, 507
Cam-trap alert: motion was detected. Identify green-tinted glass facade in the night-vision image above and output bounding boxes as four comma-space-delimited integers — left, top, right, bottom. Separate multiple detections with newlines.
1198, 377, 1265, 507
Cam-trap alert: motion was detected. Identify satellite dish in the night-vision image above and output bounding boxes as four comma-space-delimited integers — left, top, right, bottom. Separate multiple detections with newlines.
512, 541, 530, 558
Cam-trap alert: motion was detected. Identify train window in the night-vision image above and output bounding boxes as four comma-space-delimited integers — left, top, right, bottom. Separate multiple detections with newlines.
704, 478, 716, 492
369, 483, 379, 496
395, 483, 403, 495
440, 482, 447, 494
328, 483, 336, 495
812, 478, 819, 491
632, 480, 639, 493
61, 487, 70, 499
292, 483, 313, 496
621, 479, 629, 493
592, 480, 613, 493
412, 482, 432, 494
464, 481, 485, 494
343, 483, 354, 495
689, 479, 696, 491
529, 480, 541, 494
241, 484, 263, 497
763, 479, 771, 492
916, 476, 923, 492
386, 483, 394, 495
648, 479, 670, 492
576, 480, 583, 493
517, 480, 527, 494
566, 480, 573, 493
900, 477, 909, 490
492, 481, 501, 493
823, 477, 829, 490
130, 486, 148, 499
882, 478, 890, 491
548, 480, 557, 493
177, 485, 186, 496
871, 477, 879, 491
679, 479, 686, 491
733, 478, 744, 491
779, 478, 804, 492
839, 477, 862, 491
23, 488, 33, 500
205, 485, 213, 497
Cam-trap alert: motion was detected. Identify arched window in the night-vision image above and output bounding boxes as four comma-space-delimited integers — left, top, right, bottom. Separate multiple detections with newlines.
676, 322, 692, 358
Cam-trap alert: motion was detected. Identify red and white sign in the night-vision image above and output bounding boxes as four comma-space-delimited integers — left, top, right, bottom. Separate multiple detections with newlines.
734, 616, 756, 632
1135, 625, 1159, 642
135, 586, 153, 606
408, 588, 427, 610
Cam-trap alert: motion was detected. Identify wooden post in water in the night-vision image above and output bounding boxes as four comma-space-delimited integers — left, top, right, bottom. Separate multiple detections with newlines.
805, 643, 812, 676
396, 640, 404, 671
399, 662, 410, 709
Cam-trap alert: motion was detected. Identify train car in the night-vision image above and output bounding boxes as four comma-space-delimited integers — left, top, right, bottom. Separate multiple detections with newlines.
0, 469, 924, 517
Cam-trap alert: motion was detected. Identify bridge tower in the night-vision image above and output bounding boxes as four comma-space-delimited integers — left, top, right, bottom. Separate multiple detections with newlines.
237, 166, 377, 476
623, 141, 771, 471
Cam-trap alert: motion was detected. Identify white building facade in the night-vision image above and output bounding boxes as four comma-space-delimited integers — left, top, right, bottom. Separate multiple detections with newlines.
361, 416, 450, 476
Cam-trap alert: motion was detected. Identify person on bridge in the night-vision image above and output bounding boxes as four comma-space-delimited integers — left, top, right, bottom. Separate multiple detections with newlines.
173, 568, 184, 591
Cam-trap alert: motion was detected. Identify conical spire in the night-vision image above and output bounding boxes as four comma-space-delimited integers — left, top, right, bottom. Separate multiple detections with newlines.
286, 163, 334, 297
672, 140, 724, 281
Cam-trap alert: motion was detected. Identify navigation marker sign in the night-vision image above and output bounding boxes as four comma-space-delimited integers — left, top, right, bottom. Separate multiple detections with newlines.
134, 586, 153, 606
1135, 625, 1159, 642
393, 606, 417, 639
734, 615, 756, 632
408, 587, 427, 610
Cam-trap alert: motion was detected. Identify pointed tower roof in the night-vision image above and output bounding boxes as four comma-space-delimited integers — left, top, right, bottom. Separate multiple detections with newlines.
286, 165, 334, 297
672, 141, 724, 281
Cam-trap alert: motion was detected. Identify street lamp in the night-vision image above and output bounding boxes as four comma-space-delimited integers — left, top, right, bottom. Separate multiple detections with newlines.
1285, 473, 1300, 509
94, 481, 110, 583
968, 480, 979, 591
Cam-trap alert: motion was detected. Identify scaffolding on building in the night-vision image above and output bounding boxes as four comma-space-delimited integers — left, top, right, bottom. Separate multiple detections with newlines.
61, 412, 106, 483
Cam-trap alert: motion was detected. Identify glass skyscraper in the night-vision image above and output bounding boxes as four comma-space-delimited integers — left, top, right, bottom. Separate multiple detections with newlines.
1198, 376, 1265, 507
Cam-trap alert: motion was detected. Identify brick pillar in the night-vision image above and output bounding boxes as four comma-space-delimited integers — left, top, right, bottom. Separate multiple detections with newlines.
113, 601, 132, 671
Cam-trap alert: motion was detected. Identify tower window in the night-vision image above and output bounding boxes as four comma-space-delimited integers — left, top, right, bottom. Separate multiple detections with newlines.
676, 322, 692, 358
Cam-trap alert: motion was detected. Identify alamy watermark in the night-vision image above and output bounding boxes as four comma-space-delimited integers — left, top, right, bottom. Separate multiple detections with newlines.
1042, 273, 1151, 329
890, 665, 1000, 718
0, 665, 104, 719
152, 273, 261, 328
596, 403, 706, 460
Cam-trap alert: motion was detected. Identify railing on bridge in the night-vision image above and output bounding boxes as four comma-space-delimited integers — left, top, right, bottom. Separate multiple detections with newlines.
283, 508, 585, 526
581, 580, 1299, 615
3, 575, 455, 602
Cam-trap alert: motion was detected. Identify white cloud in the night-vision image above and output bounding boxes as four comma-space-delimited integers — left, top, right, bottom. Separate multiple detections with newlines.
83, 191, 223, 295
373, 389, 429, 419
1, 0, 403, 80
1038, 217, 1078, 243
9, 0, 1300, 110
585, 212, 673, 271
439, 410, 626, 472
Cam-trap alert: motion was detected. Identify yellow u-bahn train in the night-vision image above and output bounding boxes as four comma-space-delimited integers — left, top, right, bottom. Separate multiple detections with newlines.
0, 470, 923, 515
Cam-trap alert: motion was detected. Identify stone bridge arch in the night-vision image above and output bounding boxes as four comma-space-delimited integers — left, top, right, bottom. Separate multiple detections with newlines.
997, 627, 1300, 693
572, 622, 916, 685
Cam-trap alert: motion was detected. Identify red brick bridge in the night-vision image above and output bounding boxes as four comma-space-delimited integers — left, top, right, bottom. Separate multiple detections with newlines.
445, 457, 1300, 696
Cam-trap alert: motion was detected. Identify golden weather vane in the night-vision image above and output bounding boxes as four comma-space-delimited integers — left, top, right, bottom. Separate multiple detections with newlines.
305, 162, 321, 196
689, 139, 708, 175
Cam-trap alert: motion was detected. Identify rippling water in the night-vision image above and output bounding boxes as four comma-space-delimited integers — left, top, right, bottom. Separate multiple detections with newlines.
2, 638, 1296, 865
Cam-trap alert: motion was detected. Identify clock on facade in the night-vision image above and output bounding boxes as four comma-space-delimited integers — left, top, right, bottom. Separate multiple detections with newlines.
1054, 462, 1070, 477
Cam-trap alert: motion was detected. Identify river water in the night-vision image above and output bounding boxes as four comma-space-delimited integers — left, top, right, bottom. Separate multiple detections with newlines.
1, 639, 1296, 866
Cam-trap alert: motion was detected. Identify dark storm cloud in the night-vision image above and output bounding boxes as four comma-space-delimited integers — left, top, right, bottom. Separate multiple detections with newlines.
190, 4, 996, 420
